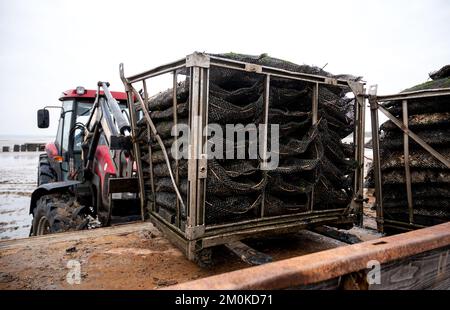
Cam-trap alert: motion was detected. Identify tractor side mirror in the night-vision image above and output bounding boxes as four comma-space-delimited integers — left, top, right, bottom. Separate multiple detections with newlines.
37, 109, 50, 128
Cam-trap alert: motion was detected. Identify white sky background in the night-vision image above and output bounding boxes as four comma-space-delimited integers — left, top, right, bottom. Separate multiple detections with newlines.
0, 0, 449, 136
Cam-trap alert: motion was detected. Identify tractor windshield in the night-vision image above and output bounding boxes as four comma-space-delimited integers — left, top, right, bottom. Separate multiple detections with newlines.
73, 100, 128, 151
73, 102, 94, 152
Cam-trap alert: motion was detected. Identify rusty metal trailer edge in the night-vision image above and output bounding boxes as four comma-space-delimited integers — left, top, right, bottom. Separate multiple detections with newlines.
168, 222, 450, 290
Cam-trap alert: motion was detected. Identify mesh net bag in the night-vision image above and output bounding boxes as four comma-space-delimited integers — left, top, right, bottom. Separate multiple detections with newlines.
380, 129, 450, 150
382, 169, 450, 184
381, 148, 450, 170
205, 194, 262, 224
383, 184, 450, 200
380, 112, 450, 131
264, 194, 310, 216
382, 95, 450, 116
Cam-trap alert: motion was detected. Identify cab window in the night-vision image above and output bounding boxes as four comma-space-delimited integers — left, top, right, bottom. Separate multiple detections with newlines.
55, 100, 74, 154
73, 102, 94, 151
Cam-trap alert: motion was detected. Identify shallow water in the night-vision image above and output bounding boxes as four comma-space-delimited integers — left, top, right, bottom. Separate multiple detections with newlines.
0, 152, 39, 240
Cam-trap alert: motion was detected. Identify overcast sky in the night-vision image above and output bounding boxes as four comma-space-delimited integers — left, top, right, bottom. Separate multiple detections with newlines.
0, 0, 449, 136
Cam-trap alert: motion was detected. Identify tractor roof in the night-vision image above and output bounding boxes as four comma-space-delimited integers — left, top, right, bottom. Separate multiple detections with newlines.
59, 89, 128, 101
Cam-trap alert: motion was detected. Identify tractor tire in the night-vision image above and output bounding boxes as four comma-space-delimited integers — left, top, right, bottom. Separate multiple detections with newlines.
31, 193, 89, 236
37, 155, 57, 186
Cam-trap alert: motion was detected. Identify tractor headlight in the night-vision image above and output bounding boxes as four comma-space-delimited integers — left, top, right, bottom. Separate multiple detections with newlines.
76, 86, 86, 95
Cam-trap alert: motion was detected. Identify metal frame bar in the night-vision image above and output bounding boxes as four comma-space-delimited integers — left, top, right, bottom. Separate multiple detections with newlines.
187, 67, 200, 232
260, 74, 271, 217
204, 209, 351, 235
121, 53, 366, 261
383, 219, 426, 231
368, 89, 384, 232
348, 81, 366, 226
142, 80, 157, 214
120, 64, 146, 222
172, 71, 181, 228
402, 100, 414, 223
369, 87, 450, 232
356, 85, 366, 225
185, 63, 210, 241
354, 90, 360, 191
208, 55, 351, 87
127, 58, 186, 83
358, 88, 366, 199
310, 83, 319, 212
199, 67, 210, 227
376, 87, 450, 101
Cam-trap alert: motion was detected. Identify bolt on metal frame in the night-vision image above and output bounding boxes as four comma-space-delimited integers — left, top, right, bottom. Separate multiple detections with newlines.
369, 87, 450, 233
120, 52, 366, 261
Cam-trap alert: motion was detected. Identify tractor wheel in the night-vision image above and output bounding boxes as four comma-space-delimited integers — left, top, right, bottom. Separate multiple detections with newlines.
31, 193, 89, 236
37, 155, 57, 186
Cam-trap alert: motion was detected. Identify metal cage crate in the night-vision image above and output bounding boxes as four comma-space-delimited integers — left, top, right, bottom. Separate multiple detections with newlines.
120, 52, 366, 261
369, 86, 450, 233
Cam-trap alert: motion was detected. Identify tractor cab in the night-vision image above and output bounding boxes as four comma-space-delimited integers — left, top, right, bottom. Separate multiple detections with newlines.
37, 86, 129, 183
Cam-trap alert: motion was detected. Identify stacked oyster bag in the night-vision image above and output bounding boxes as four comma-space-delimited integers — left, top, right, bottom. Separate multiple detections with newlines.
137, 53, 360, 226
377, 65, 450, 226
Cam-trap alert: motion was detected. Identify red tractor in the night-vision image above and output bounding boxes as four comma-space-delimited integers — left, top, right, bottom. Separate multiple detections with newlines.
30, 82, 141, 236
